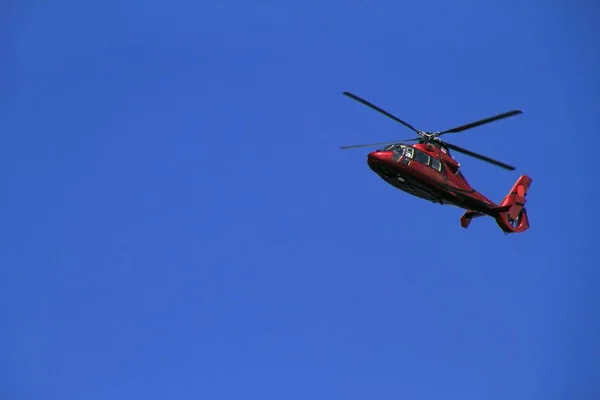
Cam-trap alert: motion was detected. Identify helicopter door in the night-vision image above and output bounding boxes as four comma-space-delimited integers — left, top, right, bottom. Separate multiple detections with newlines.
411, 149, 444, 182
430, 157, 442, 172
412, 149, 430, 165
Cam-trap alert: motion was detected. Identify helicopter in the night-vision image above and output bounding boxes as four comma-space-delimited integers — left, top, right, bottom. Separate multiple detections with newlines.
339, 91, 533, 234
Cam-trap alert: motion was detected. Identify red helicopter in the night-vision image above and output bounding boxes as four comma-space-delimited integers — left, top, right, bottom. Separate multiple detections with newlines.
340, 92, 533, 234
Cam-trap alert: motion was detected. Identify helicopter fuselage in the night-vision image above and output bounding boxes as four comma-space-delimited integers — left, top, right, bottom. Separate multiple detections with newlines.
367, 143, 497, 215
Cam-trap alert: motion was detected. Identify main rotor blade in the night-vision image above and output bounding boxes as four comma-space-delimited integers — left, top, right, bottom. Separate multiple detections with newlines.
437, 110, 523, 135
342, 92, 421, 134
443, 141, 516, 171
339, 138, 420, 150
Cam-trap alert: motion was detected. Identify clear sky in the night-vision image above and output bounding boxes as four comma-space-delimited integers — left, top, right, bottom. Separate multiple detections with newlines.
2, 1, 598, 399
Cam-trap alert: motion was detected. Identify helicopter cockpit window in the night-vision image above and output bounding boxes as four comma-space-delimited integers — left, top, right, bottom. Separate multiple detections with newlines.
404, 147, 414, 159
383, 144, 405, 152
430, 157, 441, 171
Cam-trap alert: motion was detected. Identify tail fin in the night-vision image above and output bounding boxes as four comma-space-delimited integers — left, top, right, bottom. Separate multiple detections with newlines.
493, 174, 533, 234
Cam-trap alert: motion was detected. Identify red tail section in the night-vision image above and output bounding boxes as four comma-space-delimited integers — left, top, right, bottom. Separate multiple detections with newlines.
493, 175, 532, 234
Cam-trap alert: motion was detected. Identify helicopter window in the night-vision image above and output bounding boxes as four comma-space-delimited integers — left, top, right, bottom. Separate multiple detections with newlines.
384, 144, 405, 153
456, 170, 464, 179
430, 157, 441, 171
404, 147, 414, 159
413, 149, 430, 165
392, 146, 405, 162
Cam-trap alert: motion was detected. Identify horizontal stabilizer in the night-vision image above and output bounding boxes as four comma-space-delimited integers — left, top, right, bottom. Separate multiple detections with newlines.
493, 205, 512, 214
460, 210, 485, 229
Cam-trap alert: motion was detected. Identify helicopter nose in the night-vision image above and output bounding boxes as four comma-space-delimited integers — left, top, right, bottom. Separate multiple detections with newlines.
367, 151, 389, 164
367, 151, 392, 174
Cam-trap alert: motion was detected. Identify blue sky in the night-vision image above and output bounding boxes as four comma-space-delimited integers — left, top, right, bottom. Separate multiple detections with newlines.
1, 1, 598, 399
